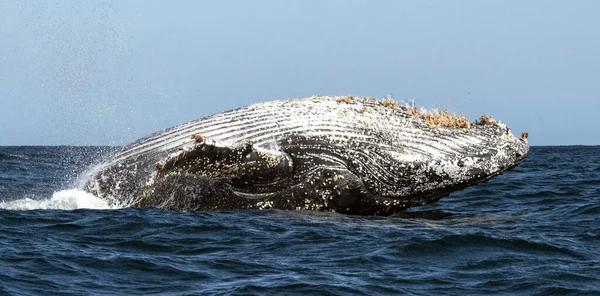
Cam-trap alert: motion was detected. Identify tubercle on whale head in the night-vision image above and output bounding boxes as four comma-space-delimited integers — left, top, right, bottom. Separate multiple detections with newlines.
331, 95, 513, 134
191, 134, 205, 143
394, 100, 530, 154
355, 95, 483, 129
491, 131, 529, 179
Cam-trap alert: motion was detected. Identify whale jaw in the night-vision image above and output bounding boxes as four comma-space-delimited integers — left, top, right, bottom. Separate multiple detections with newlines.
359, 124, 530, 215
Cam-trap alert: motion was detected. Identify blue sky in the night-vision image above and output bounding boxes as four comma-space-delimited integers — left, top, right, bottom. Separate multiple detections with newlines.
1, 0, 598, 146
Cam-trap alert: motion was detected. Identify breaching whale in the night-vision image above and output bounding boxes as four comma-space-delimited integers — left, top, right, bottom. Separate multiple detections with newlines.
82, 95, 529, 215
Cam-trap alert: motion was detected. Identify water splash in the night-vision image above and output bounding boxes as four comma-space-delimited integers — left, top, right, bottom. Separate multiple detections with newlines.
0, 189, 117, 211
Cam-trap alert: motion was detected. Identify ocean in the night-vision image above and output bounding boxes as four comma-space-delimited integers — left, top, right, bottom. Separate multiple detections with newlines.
0, 146, 598, 295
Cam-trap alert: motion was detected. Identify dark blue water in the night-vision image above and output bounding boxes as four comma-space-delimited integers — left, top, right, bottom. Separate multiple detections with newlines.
1, 146, 599, 295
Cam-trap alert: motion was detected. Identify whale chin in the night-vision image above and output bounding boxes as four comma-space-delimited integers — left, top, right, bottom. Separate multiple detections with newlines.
82, 95, 529, 216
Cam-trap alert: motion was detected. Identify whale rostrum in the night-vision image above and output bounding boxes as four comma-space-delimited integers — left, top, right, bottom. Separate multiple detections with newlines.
82, 95, 529, 215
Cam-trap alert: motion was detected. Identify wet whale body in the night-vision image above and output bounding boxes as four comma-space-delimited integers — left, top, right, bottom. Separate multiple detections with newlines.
83, 95, 529, 216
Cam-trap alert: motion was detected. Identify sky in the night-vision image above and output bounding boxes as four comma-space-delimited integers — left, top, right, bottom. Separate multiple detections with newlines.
0, 0, 598, 146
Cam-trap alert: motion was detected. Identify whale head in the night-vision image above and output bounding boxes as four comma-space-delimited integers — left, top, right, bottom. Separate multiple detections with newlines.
82, 96, 529, 215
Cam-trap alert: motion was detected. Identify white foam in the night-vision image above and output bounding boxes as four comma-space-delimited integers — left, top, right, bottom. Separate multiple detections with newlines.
0, 189, 118, 211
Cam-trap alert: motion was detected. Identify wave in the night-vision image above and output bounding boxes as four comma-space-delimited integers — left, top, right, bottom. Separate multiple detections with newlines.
0, 152, 33, 161
0, 189, 117, 211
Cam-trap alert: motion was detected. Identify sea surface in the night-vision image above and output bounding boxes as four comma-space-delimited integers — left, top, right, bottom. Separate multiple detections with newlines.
0, 146, 598, 295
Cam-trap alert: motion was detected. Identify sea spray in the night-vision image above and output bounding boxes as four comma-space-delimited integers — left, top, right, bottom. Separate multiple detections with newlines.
0, 189, 114, 210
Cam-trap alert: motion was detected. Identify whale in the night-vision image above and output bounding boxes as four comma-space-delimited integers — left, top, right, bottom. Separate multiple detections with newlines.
82, 95, 529, 216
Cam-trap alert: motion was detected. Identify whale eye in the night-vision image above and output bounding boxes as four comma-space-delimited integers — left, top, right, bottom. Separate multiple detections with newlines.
243, 151, 261, 162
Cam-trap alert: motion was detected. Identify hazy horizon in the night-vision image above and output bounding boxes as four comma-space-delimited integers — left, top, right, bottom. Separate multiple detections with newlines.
1, 1, 599, 146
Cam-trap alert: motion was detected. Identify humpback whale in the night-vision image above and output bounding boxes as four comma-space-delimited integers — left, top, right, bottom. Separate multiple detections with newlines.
82, 95, 529, 215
